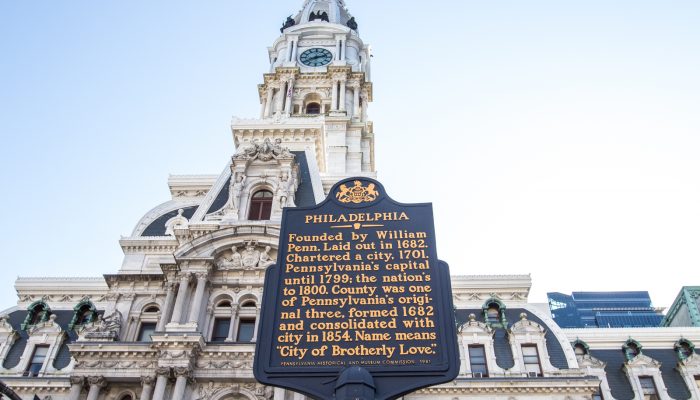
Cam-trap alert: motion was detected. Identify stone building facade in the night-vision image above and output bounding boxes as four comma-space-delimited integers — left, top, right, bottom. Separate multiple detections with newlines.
2, 1, 700, 399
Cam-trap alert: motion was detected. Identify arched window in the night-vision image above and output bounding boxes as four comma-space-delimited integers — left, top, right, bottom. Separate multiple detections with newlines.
210, 300, 233, 343
236, 299, 258, 342
136, 305, 160, 342
623, 339, 642, 361
482, 298, 506, 327
675, 338, 695, 361
571, 340, 590, 357
69, 300, 97, 330
305, 102, 321, 114
21, 301, 51, 331
248, 190, 273, 221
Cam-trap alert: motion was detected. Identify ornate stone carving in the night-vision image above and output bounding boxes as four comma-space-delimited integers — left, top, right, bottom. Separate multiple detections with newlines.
69, 376, 84, 386
216, 246, 243, 270
80, 310, 122, 341
155, 367, 171, 377
141, 376, 155, 386
87, 376, 107, 388
233, 138, 293, 162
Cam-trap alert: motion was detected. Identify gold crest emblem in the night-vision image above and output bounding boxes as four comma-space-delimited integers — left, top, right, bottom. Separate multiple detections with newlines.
336, 180, 380, 204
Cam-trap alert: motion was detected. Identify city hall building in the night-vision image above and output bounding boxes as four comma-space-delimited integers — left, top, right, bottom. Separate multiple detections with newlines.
2, 1, 700, 399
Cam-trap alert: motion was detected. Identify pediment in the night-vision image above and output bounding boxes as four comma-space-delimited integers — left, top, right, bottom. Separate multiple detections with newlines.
510, 318, 545, 335
577, 354, 607, 369
627, 353, 661, 368
459, 320, 491, 335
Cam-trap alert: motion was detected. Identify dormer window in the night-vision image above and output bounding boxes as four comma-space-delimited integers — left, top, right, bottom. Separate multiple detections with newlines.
21, 301, 51, 331
572, 339, 590, 357
674, 338, 695, 361
69, 300, 98, 330
482, 298, 506, 327
623, 339, 642, 361
639, 377, 659, 400
249, 190, 273, 220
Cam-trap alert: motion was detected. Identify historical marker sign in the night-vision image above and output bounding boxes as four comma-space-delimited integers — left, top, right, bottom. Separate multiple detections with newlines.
254, 178, 458, 400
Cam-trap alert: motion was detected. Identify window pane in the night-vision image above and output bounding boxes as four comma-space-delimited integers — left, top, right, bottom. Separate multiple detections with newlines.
639, 377, 658, 398
237, 320, 255, 342
212, 319, 231, 342
522, 345, 542, 376
138, 322, 156, 342
26, 346, 48, 377
468, 346, 488, 376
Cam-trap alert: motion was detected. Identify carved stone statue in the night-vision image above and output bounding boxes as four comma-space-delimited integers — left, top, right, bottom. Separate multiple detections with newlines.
81, 310, 122, 341
234, 138, 293, 162
346, 17, 358, 30
259, 246, 275, 268
280, 16, 296, 33
216, 246, 243, 270
231, 174, 247, 211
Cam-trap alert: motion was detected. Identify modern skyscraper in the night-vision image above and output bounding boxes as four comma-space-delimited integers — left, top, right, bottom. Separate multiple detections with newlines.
548, 291, 664, 328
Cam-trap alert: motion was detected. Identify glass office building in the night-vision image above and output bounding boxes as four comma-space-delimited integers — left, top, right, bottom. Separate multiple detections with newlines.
547, 291, 664, 328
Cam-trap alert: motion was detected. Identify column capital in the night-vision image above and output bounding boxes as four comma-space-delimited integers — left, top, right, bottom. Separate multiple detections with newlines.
195, 271, 209, 281
69, 376, 85, 386
141, 376, 156, 386
87, 376, 107, 388
173, 366, 192, 378
155, 367, 171, 377
180, 272, 193, 282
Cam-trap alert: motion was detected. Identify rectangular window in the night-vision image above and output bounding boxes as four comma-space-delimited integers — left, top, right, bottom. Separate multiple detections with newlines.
696, 375, 700, 389
137, 322, 157, 342
25, 345, 49, 377
237, 319, 256, 342
639, 377, 659, 400
211, 318, 231, 342
521, 345, 542, 377
468, 345, 488, 377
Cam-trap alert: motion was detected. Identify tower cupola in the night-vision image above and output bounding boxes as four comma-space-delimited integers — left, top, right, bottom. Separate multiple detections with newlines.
282, 0, 358, 33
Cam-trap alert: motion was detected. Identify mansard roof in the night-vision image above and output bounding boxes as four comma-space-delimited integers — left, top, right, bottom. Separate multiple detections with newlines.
456, 307, 572, 370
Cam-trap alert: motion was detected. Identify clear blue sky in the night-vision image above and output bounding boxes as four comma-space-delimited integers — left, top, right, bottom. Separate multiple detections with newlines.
1, 0, 699, 311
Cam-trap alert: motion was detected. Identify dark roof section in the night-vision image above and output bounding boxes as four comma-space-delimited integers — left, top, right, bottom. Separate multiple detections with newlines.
493, 328, 515, 370
206, 177, 231, 214
644, 350, 692, 400
589, 350, 635, 400
2, 309, 101, 371
291, 151, 316, 208
455, 308, 571, 370
142, 206, 198, 237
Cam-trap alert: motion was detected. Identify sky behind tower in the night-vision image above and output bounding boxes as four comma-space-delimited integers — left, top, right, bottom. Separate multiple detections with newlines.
1, 0, 699, 311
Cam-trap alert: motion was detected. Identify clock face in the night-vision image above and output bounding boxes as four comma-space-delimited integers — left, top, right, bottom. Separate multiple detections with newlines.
299, 48, 333, 67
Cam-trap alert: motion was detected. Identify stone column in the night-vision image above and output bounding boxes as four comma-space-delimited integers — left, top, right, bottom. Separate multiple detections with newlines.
361, 93, 368, 121
170, 273, 192, 324
331, 81, 339, 111
151, 367, 170, 400
188, 272, 209, 324
352, 85, 360, 118
67, 376, 84, 400
336, 40, 342, 61
291, 39, 299, 62
86, 376, 106, 400
283, 78, 295, 116
226, 305, 239, 342
140, 376, 156, 400
275, 83, 286, 115
156, 283, 176, 332
339, 80, 347, 112
171, 367, 191, 400
264, 87, 274, 117
273, 388, 285, 400
252, 306, 262, 342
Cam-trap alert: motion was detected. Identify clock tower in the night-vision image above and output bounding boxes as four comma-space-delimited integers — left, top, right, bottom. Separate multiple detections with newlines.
233, 0, 375, 193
